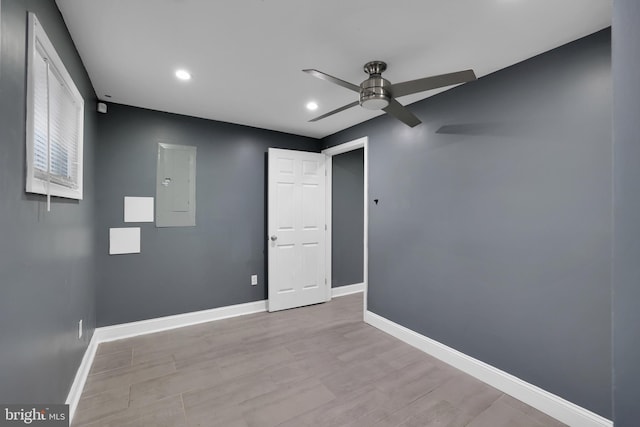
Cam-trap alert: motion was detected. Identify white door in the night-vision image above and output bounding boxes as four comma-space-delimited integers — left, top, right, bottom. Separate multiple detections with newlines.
268, 148, 327, 312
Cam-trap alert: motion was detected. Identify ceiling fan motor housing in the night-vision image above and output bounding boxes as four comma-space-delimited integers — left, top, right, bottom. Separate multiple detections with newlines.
360, 61, 390, 110
360, 75, 391, 110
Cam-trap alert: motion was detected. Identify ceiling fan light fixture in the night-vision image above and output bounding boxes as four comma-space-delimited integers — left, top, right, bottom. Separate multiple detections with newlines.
360, 94, 390, 110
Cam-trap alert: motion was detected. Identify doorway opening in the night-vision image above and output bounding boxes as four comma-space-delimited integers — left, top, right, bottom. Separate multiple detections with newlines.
322, 137, 369, 313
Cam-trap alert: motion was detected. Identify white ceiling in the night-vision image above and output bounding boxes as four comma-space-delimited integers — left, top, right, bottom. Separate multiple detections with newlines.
55, 0, 611, 139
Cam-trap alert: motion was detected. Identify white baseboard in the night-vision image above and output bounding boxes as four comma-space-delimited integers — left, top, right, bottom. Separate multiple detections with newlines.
94, 299, 267, 343
66, 333, 99, 422
364, 311, 612, 427
331, 282, 364, 298
66, 299, 267, 423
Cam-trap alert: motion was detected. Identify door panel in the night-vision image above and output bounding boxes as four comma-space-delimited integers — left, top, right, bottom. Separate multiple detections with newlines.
268, 148, 327, 312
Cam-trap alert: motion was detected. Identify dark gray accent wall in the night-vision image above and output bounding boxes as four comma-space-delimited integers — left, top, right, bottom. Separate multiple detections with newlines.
323, 30, 612, 418
95, 104, 321, 326
612, 1, 640, 425
331, 148, 364, 287
0, 0, 97, 403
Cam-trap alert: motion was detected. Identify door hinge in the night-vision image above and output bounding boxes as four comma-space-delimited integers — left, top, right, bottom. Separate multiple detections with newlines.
325, 224, 327, 231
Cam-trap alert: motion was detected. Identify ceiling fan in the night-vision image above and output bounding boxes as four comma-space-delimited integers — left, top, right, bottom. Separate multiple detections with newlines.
303, 61, 477, 127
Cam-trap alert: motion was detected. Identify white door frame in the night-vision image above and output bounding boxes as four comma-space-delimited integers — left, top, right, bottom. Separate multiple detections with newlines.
322, 136, 369, 314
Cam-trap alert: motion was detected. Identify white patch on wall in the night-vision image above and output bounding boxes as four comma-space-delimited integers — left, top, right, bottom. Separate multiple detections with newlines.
0, 0, 2, 79
109, 228, 141, 255
124, 196, 154, 222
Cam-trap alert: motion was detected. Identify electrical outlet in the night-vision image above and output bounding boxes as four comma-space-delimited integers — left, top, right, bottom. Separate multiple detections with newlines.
251, 275, 258, 286
78, 319, 83, 339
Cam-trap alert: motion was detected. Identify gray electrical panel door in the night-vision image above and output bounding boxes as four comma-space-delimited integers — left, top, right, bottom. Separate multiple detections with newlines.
156, 143, 196, 227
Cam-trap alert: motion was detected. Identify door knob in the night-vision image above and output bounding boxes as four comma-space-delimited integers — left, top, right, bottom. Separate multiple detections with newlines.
270, 235, 277, 241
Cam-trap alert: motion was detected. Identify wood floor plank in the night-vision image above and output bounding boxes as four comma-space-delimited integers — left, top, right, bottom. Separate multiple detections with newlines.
391, 399, 471, 427
73, 395, 185, 427
374, 360, 453, 409
81, 356, 176, 398
181, 371, 280, 415
94, 339, 133, 357
319, 356, 396, 397
129, 358, 223, 408
240, 379, 336, 427
277, 385, 385, 427
216, 346, 296, 381
423, 373, 503, 419
89, 348, 133, 375
466, 396, 556, 427
490, 395, 567, 427
71, 385, 131, 426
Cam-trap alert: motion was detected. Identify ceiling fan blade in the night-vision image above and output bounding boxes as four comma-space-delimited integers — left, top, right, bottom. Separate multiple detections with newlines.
309, 101, 360, 122
303, 69, 360, 92
383, 98, 421, 127
390, 69, 476, 98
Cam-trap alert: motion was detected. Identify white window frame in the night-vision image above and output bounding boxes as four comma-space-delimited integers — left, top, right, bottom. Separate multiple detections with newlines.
25, 12, 84, 200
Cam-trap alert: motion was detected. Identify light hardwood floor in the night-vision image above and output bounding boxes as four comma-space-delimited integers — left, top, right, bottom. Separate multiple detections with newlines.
72, 293, 566, 427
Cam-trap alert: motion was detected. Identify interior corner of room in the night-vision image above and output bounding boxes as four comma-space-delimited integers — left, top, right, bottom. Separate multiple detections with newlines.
0, 0, 637, 426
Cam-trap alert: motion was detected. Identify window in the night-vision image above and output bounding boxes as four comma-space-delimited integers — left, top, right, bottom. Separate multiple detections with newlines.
26, 13, 84, 200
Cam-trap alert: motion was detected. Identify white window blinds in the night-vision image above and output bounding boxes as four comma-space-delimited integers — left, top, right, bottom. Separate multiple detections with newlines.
26, 13, 84, 202
32, 44, 49, 174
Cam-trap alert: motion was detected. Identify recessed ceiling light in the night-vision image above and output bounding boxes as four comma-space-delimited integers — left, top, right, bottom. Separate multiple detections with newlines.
306, 101, 318, 111
175, 69, 191, 81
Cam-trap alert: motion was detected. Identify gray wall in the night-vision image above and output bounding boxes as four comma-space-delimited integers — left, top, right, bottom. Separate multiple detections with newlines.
331, 148, 364, 287
323, 30, 612, 418
0, 0, 97, 403
612, 1, 640, 425
95, 104, 321, 326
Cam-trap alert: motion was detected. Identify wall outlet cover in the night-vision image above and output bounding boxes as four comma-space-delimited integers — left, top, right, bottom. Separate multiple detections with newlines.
251, 275, 258, 285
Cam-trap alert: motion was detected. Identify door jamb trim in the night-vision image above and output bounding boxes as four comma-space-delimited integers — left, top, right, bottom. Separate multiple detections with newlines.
322, 136, 369, 313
